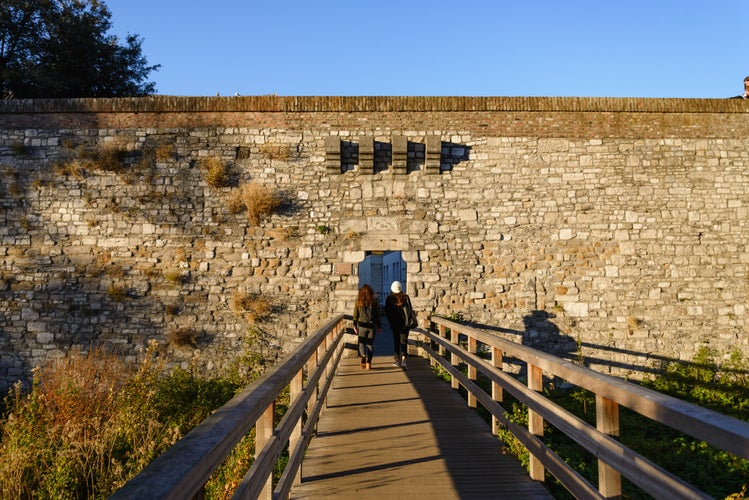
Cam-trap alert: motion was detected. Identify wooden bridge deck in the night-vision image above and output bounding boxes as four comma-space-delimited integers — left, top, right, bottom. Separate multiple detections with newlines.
290, 331, 553, 499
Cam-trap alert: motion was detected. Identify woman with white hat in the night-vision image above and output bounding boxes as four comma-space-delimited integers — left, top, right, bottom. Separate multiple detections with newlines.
384, 281, 415, 369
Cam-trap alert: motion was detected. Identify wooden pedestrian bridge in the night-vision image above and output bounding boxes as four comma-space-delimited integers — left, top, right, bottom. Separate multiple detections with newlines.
112, 316, 749, 499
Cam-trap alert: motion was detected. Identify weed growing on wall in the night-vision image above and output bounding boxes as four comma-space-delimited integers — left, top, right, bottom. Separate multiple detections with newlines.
230, 291, 272, 324
10, 142, 27, 156
167, 326, 199, 348
227, 182, 282, 225
202, 157, 229, 188
155, 144, 175, 162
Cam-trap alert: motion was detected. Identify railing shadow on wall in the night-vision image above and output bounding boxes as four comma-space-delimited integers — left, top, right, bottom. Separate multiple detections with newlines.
475, 310, 749, 380
417, 316, 749, 499
110, 314, 349, 500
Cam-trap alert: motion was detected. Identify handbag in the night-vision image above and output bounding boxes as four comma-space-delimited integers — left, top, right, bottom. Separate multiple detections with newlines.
406, 299, 418, 329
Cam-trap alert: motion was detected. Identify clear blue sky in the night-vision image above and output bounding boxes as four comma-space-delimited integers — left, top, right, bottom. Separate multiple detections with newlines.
106, 0, 749, 98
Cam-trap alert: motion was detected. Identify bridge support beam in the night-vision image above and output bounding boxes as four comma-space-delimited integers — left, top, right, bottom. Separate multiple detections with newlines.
450, 328, 459, 390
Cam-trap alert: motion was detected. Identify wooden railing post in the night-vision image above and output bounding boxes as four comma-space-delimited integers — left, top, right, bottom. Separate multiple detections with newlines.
438, 324, 447, 357
256, 402, 275, 500
467, 336, 477, 408
290, 369, 303, 486
491, 346, 504, 435
450, 327, 460, 390
596, 395, 622, 499
306, 347, 319, 427
528, 364, 545, 481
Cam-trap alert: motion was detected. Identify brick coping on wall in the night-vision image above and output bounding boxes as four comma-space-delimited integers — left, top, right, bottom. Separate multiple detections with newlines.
1, 95, 748, 114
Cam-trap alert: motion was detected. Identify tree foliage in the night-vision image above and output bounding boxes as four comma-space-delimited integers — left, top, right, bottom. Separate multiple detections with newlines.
0, 0, 159, 98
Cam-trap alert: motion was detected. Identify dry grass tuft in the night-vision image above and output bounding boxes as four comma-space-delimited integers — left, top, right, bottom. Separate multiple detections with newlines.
107, 284, 127, 301
167, 327, 199, 348
162, 270, 184, 285
202, 157, 229, 188
155, 144, 175, 162
91, 145, 129, 173
54, 159, 88, 178
227, 182, 282, 225
229, 291, 272, 324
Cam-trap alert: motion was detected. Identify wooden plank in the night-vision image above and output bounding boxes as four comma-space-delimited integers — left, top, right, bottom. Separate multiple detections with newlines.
290, 331, 552, 499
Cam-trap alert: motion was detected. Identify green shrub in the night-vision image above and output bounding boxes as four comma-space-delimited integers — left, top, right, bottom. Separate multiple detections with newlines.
491, 347, 749, 499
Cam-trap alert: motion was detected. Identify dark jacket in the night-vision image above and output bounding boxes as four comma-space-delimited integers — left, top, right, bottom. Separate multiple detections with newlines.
384, 292, 412, 333
353, 302, 381, 330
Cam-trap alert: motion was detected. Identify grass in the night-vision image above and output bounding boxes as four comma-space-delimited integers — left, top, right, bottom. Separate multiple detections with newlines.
202, 157, 229, 188
0, 340, 265, 499
229, 291, 273, 324
167, 327, 199, 348
106, 284, 127, 301
11, 142, 27, 156
227, 182, 282, 225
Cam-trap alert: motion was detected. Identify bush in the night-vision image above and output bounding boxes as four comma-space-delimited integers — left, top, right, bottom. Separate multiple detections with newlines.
0, 342, 244, 498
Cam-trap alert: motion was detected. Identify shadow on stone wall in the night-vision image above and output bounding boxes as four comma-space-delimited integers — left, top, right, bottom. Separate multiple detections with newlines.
474, 313, 749, 383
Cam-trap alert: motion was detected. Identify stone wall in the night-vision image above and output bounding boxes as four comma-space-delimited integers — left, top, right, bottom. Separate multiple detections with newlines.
0, 96, 747, 390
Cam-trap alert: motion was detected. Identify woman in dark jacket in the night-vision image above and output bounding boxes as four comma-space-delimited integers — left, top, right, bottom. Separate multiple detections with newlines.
384, 281, 414, 369
353, 284, 381, 370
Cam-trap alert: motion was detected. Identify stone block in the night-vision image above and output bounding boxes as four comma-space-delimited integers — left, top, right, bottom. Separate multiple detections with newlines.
358, 136, 374, 174
325, 136, 341, 174
392, 135, 407, 174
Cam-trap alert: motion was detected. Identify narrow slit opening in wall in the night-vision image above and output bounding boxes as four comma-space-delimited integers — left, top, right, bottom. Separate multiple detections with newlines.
357, 251, 406, 307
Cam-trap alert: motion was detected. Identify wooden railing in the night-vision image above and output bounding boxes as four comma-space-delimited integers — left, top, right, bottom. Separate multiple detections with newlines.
111, 314, 348, 500
418, 317, 749, 500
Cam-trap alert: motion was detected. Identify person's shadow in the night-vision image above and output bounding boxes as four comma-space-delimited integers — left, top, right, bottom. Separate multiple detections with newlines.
521, 310, 579, 363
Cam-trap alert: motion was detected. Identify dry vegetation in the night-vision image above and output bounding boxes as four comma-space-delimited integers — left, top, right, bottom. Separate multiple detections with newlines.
227, 182, 282, 225
202, 157, 229, 188
0, 343, 251, 498
167, 326, 199, 348
229, 291, 273, 324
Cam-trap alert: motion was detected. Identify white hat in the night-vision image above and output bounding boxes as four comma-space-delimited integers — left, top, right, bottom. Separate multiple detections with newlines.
390, 281, 402, 293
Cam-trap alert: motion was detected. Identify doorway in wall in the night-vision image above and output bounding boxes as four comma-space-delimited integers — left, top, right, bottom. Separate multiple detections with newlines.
357, 251, 406, 306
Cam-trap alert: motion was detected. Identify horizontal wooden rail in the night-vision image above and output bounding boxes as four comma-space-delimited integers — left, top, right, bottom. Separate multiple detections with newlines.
111, 314, 348, 500
419, 317, 749, 499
